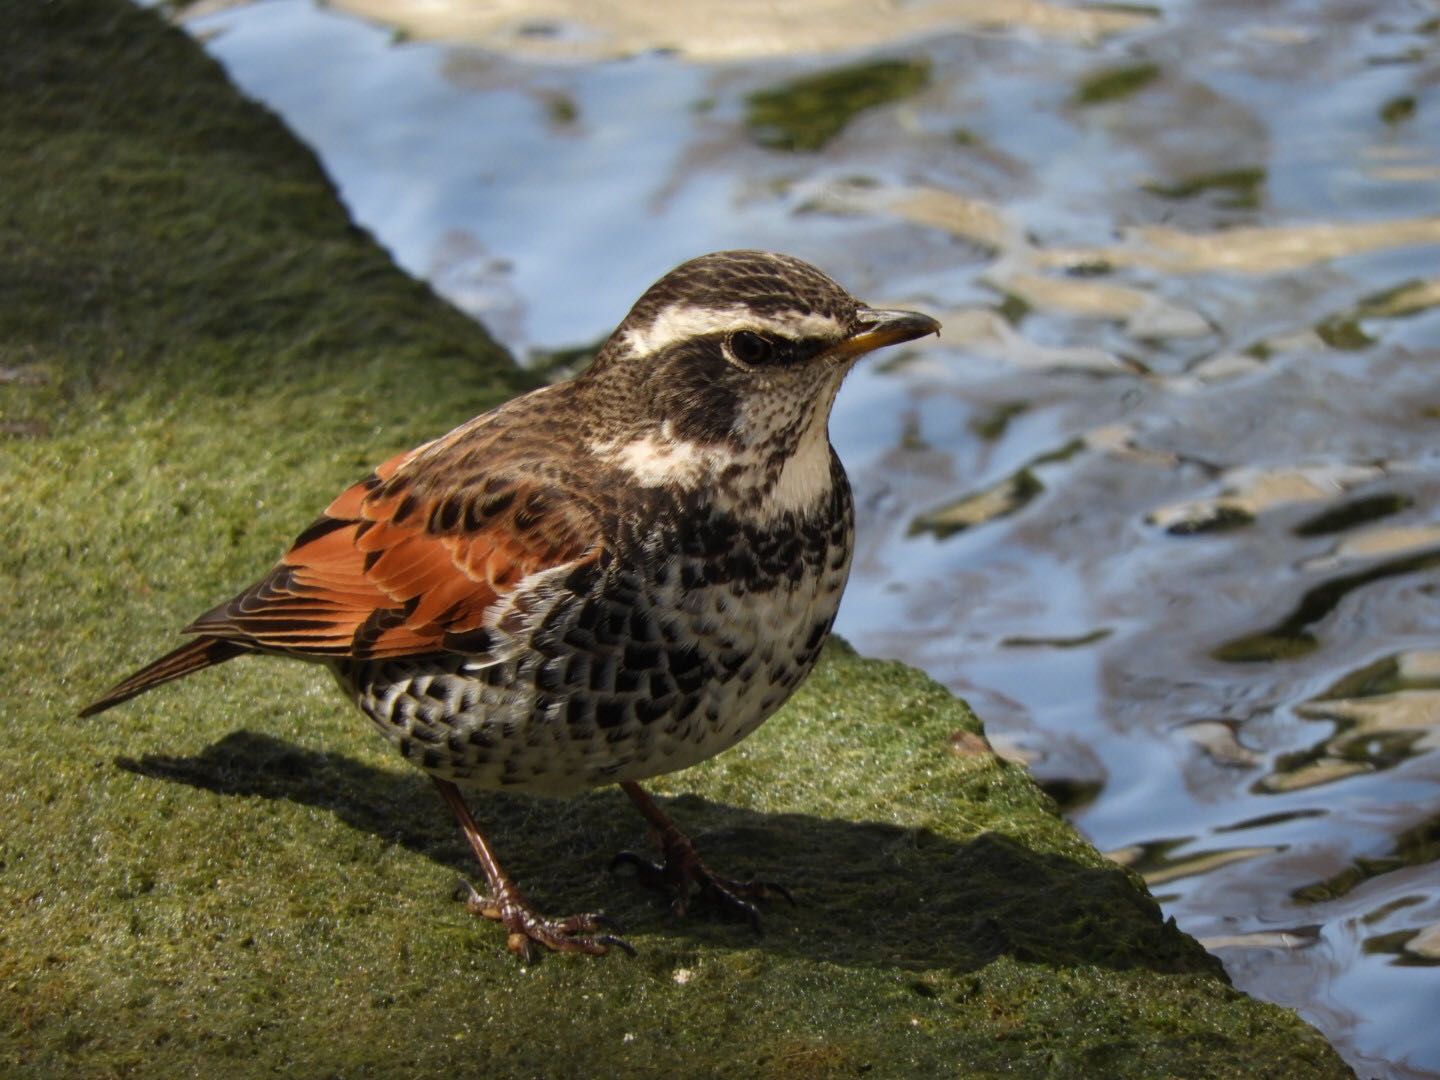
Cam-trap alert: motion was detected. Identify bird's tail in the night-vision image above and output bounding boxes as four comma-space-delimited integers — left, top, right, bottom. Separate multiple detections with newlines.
79, 637, 248, 717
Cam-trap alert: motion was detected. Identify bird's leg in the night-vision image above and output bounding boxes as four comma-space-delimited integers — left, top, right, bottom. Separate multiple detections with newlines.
433, 778, 633, 961
613, 780, 794, 930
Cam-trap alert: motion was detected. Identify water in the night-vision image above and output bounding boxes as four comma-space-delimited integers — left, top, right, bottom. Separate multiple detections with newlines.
175, 0, 1440, 1073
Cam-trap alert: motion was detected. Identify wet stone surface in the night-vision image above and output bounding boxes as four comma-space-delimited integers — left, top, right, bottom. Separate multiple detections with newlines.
175, 1, 1440, 1075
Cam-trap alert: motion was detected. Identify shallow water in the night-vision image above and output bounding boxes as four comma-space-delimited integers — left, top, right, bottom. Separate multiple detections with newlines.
177, 0, 1440, 1073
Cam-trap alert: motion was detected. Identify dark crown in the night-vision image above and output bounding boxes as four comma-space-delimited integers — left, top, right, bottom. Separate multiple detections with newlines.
622, 250, 860, 329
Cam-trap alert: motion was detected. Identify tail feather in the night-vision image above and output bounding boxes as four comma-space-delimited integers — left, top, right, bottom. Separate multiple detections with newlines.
79, 637, 248, 717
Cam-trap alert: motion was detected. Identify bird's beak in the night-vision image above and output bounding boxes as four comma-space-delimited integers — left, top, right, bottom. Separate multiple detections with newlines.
827, 307, 942, 363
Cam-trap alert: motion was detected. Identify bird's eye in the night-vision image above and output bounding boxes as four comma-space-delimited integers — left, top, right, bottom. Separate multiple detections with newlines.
727, 330, 775, 366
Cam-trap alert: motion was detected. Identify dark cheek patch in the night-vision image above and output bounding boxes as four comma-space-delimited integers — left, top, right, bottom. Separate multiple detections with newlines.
654, 345, 742, 443
649, 332, 833, 443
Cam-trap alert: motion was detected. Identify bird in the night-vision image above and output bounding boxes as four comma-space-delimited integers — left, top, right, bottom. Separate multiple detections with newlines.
81, 249, 941, 960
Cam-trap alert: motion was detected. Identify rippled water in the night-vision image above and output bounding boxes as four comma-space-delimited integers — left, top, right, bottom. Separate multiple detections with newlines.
175, 0, 1440, 1073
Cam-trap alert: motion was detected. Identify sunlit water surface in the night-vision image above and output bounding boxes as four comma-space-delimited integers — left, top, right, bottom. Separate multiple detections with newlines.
175, 1, 1440, 1073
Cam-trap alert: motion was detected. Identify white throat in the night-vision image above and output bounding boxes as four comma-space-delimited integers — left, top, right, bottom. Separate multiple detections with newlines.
757, 397, 836, 519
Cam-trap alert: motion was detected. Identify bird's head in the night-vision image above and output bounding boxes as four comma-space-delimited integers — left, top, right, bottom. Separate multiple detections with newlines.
582, 250, 940, 456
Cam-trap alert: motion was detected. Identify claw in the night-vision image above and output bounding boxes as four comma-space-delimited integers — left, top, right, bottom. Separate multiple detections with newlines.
453, 878, 633, 959
743, 877, 797, 907
620, 851, 784, 928
612, 786, 794, 932
610, 849, 667, 891
435, 780, 634, 961
596, 934, 638, 958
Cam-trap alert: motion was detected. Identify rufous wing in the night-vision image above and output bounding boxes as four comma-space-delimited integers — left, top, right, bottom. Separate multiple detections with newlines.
186, 449, 602, 660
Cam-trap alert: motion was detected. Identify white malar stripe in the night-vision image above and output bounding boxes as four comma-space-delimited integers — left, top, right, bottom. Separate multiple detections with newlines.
589, 423, 732, 488
763, 399, 836, 518
623, 303, 846, 356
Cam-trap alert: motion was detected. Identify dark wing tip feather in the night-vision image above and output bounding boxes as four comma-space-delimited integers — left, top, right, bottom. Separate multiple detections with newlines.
78, 638, 247, 717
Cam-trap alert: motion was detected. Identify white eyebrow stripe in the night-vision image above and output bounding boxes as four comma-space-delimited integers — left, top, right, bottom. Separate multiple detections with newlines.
622, 304, 846, 355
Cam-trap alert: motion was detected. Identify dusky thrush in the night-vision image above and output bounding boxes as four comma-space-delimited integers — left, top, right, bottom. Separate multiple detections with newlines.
82, 250, 941, 959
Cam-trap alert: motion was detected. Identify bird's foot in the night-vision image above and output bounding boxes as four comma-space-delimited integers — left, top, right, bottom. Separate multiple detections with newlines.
611, 840, 794, 931
454, 879, 635, 962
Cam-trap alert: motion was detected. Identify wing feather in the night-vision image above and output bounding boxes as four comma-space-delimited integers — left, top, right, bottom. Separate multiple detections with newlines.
186, 445, 601, 660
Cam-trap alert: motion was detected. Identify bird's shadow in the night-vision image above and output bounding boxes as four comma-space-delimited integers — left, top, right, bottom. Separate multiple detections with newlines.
116, 730, 1220, 978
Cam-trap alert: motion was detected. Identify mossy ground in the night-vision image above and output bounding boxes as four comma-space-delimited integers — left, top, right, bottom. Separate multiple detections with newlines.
745, 59, 931, 152
0, 3, 1352, 1076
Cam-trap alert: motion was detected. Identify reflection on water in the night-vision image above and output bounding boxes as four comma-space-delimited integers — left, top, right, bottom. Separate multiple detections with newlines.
175, 0, 1440, 1074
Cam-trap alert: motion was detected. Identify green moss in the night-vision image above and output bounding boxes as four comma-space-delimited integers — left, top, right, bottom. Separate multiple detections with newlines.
1380, 95, 1417, 124
1002, 629, 1113, 649
1314, 315, 1377, 350
1356, 278, 1440, 319
1065, 258, 1116, 277
543, 92, 579, 126
1211, 631, 1321, 663
1293, 811, 1440, 905
1031, 437, 1088, 466
1074, 62, 1162, 105
996, 291, 1032, 325
1164, 505, 1257, 536
909, 469, 1044, 539
1211, 546, 1440, 663
1142, 166, 1266, 210
1292, 493, 1413, 537
911, 438, 1088, 540
746, 59, 931, 152
0, 2, 1352, 1077
970, 401, 1031, 442
1318, 655, 1409, 699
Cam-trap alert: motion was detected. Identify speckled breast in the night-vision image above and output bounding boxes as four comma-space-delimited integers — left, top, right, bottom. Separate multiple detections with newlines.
337, 477, 854, 796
